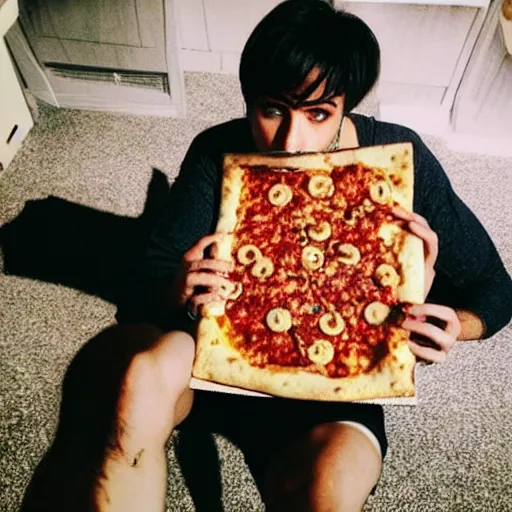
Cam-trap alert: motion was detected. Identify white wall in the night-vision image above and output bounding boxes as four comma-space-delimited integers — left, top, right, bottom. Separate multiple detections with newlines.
176, 0, 281, 74
176, 0, 476, 85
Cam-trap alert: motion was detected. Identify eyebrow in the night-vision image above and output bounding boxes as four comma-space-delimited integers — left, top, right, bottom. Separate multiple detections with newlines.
268, 94, 338, 109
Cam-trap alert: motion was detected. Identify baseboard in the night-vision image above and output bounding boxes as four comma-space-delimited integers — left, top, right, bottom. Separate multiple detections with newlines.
378, 103, 451, 136
378, 101, 512, 157
446, 132, 512, 157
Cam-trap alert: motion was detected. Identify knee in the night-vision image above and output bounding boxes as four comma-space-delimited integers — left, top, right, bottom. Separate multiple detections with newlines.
266, 463, 373, 512
113, 330, 196, 443
264, 424, 382, 512
308, 425, 381, 511
125, 329, 196, 400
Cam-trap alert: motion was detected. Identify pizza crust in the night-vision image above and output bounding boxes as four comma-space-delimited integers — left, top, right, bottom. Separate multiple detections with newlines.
189, 378, 418, 405
216, 165, 244, 244
203, 165, 243, 317
377, 223, 424, 303
224, 142, 414, 210
194, 316, 416, 401
398, 233, 424, 304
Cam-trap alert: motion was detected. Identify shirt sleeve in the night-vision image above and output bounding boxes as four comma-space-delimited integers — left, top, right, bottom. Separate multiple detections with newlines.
144, 134, 220, 280
412, 134, 512, 338
116, 133, 220, 330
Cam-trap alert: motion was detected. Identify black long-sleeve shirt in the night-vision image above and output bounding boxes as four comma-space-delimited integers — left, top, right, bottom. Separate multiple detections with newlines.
121, 114, 512, 338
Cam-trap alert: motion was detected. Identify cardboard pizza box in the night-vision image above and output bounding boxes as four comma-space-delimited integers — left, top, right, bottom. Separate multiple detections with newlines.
189, 376, 418, 406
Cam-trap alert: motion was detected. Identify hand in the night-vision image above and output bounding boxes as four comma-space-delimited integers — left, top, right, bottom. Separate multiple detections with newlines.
392, 206, 438, 299
175, 232, 234, 313
402, 304, 461, 363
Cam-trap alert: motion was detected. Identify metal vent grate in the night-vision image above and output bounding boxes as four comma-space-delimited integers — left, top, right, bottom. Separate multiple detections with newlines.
45, 63, 170, 94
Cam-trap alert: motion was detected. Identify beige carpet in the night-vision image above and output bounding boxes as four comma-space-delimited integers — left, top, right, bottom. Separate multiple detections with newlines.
1, 72, 511, 511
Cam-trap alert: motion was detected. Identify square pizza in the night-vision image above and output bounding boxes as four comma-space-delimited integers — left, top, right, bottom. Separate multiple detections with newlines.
192, 143, 424, 402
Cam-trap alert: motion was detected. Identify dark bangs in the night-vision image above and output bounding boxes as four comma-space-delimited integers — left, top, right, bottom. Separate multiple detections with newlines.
239, 0, 380, 113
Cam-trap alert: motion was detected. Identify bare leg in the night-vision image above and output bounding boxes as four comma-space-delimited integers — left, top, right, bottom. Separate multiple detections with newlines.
94, 328, 195, 511
21, 324, 195, 512
264, 423, 382, 512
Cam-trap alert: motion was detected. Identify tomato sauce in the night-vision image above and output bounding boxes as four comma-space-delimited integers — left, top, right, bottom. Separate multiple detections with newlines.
224, 164, 406, 378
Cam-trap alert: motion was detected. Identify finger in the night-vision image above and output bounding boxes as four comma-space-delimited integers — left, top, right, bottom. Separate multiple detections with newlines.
184, 272, 233, 298
391, 206, 429, 228
407, 221, 439, 264
408, 341, 447, 364
407, 304, 461, 339
190, 291, 224, 310
402, 318, 455, 352
183, 232, 229, 263
188, 259, 233, 275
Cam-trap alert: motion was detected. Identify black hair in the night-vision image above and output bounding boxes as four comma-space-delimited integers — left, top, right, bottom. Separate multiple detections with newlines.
239, 0, 380, 113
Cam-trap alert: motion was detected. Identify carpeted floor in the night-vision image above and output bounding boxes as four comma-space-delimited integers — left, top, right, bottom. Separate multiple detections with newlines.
1, 72, 511, 512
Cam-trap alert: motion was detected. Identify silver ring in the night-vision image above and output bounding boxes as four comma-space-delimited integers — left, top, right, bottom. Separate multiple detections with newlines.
186, 301, 198, 321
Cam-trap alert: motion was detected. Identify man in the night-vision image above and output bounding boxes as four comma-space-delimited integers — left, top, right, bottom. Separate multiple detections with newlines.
22, 1, 512, 511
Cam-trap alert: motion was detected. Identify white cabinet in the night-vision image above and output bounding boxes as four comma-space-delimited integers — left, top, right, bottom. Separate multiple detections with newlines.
6, 0, 186, 117
0, 0, 33, 172
19, 0, 168, 72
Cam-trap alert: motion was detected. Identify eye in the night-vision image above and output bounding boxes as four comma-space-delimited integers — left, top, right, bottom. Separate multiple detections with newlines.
308, 109, 330, 123
262, 105, 284, 118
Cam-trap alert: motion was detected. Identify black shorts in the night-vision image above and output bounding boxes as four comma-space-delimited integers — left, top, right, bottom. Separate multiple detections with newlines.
177, 391, 387, 494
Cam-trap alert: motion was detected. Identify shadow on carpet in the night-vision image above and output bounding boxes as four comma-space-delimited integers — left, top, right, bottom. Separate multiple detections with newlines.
0, 169, 169, 306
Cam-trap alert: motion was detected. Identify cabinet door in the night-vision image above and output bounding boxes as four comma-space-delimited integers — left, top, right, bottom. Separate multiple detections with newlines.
8, 0, 185, 117
0, 39, 33, 172
19, 0, 167, 72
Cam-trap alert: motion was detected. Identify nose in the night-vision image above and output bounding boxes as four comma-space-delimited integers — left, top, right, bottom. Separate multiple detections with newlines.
279, 114, 306, 153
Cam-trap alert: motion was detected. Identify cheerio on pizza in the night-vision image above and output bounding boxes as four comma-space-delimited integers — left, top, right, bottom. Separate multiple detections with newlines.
191, 143, 424, 403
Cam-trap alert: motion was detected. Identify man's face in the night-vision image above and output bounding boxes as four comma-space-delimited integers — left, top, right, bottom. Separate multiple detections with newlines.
249, 73, 344, 153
